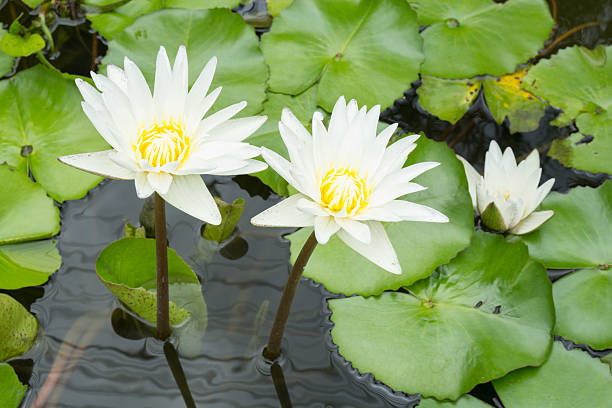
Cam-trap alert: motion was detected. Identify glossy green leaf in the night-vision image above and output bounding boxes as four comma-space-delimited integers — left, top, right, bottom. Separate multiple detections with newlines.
525, 45, 612, 173
520, 181, 612, 269
22, 0, 44, 7
0, 165, 59, 245
553, 268, 612, 350
203, 197, 245, 243
330, 231, 554, 399
418, 395, 492, 408
87, 0, 241, 40
493, 342, 612, 408
0, 32, 45, 57
417, 76, 480, 124
0, 363, 26, 408
102, 8, 266, 116
262, 0, 423, 111
268, 0, 294, 16
0, 240, 61, 290
290, 137, 473, 296
0, 29, 15, 77
0, 294, 38, 361
0, 66, 107, 202
411, 0, 553, 78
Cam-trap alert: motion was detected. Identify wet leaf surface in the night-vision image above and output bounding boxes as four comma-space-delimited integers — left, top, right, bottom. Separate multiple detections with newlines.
0, 240, 60, 290
0, 293, 38, 362
418, 394, 492, 407
0, 29, 14, 77
0, 363, 26, 408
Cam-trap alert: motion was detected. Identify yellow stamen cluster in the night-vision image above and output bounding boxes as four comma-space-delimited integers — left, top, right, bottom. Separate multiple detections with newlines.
320, 167, 370, 214
136, 120, 191, 168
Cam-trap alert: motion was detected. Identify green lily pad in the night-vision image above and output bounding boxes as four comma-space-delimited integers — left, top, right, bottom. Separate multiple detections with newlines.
0, 29, 15, 77
268, 0, 294, 16
86, 0, 241, 40
0, 240, 61, 290
261, 0, 423, 111
202, 197, 245, 243
288, 137, 473, 296
0, 32, 45, 57
0, 65, 108, 202
411, 0, 554, 78
493, 342, 612, 408
0, 293, 38, 362
417, 70, 547, 133
0, 165, 59, 245
0, 363, 26, 408
329, 231, 554, 400
102, 8, 266, 116
520, 181, 612, 269
524, 45, 612, 173
553, 268, 612, 350
418, 395, 492, 407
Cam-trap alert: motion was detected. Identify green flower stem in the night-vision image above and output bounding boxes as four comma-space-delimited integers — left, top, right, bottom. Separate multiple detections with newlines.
154, 193, 170, 340
163, 341, 196, 408
264, 231, 318, 360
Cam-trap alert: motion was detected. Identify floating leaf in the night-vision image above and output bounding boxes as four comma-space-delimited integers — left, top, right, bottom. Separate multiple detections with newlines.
552, 268, 612, 350
0, 29, 14, 77
0, 66, 108, 202
86, 0, 241, 40
520, 181, 611, 269
262, 0, 423, 111
411, 0, 554, 78
329, 231, 554, 400
22, 0, 44, 7
289, 137, 473, 296
0, 363, 26, 408
417, 76, 480, 124
524, 45, 612, 173
418, 395, 492, 407
102, 8, 266, 116
0, 165, 59, 245
268, 0, 294, 16
493, 342, 612, 407
0, 240, 61, 290
0, 32, 45, 57
0, 294, 38, 361
202, 197, 245, 243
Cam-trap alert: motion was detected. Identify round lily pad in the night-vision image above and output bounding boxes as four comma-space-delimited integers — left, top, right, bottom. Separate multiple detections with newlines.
0, 240, 61, 290
524, 45, 612, 173
288, 137, 474, 296
0, 293, 38, 362
329, 231, 554, 400
0, 165, 59, 245
0, 29, 15, 77
0, 66, 108, 202
86, 0, 241, 40
0, 363, 26, 408
493, 342, 612, 408
0, 32, 45, 57
261, 0, 423, 111
417, 76, 480, 124
553, 268, 612, 350
520, 181, 611, 269
102, 8, 266, 116
411, 0, 553, 78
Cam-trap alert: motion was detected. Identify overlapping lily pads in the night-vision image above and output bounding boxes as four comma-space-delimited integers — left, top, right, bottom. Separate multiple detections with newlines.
0, 240, 61, 290
0, 66, 108, 202
102, 8, 267, 116
329, 232, 554, 399
0, 294, 38, 361
0, 29, 15, 77
493, 342, 612, 407
0, 363, 26, 408
288, 137, 473, 296
418, 395, 492, 407
262, 0, 423, 111
411, 0, 553, 78
85, 0, 241, 40
524, 45, 612, 174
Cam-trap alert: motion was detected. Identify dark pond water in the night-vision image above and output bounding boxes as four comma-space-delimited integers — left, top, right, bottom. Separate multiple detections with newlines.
2, 0, 611, 407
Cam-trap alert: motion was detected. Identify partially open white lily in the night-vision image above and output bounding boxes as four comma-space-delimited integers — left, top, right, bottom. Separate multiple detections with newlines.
458, 141, 555, 235
251, 97, 449, 274
59, 45, 267, 225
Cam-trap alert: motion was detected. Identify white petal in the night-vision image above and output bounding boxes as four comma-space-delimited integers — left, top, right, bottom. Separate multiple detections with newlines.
351, 206, 402, 222
75, 78, 104, 111
384, 162, 440, 185
370, 134, 419, 185
172, 45, 188, 110
106, 65, 127, 93
509, 210, 554, 235
362, 123, 398, 175
336, 218, 371, 244
457, 155, 482, 210
91, 72, 138, 145
314, 216, 340, 244
368, 182, 426, 207
147, 172, 173, 195
124, 57, 154, 126
188, 87, 222, 135
80, 101, 124, 152
281, 107, 311, 144
337, 221, 401, 275
58, 150, 136, 180
198, 101, 247, 134
160, 174, 221, 224
135, 172, 154, 198
185, 56, 217, 125
153, 46, 173, 119
205, 115, 267, 142
379, 200, 449, 223
206, 159, 268, 176
260, 148, 299, 189
327, 96, 347, 139
533, 178, 555, 210
251, 194, 316, 227
297, 198, 327, 216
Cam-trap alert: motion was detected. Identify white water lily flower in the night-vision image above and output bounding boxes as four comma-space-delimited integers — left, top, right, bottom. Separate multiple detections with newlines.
251, 96, 449, 274
59, 45, 267, 225
458, 141, 555, 235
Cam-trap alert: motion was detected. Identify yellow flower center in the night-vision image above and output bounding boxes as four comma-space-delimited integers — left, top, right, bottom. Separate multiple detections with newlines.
320, 167, 370, 214
135, 120, 191, 168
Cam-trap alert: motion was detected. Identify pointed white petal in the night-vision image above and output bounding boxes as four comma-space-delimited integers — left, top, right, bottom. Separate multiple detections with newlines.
153, 46, 173, 119
58, 150, 136, 180
135, 172, 155, 198
337, 222, 401, 274
297, 198, 327, 216
160, 174, 221, 224
75, 78, 104, 111
198, 101, 247, 134
368, 182, 426, 207
206, 159, 268, 176
336, 218, 371, 244
260, 147, 299, 188
351, 206, 402, 222
509, 210, 554, 235
533, 178, 555, 209
205, 115, 267, 142
186, 56, 217, 122
371, 134, 419, 185
327, 96, 347, 139
147, 172, 173, 194
124, 57, 154, 125
385, 162, 440, 185
380, 200, 449, 223
251, 194, 316, 227
314, 216, 341, 244
188, 87, 222, 135
106, 65, 127, 93
362, 123, 397, 175
281, 107, 311, 144
457, 155, 482, 210
80, 101, 124, 152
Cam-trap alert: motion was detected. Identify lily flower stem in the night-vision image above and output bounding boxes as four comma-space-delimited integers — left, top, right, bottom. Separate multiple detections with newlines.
264, 231, 318, 360
154, 193, 170, 340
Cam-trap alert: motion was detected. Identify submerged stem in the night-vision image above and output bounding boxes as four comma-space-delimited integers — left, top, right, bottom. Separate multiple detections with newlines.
264, 232, 318, 361
155, 193, 170, 340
